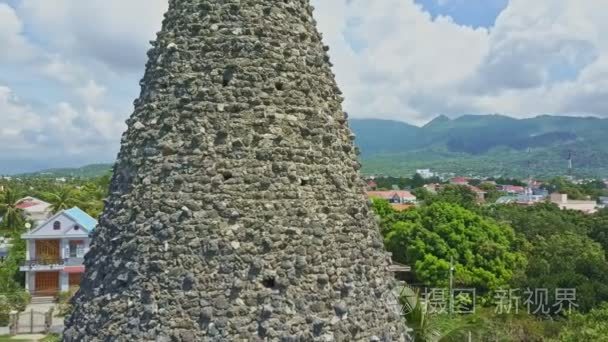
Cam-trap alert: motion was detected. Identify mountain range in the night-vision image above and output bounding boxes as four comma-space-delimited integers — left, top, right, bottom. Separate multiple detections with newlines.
11, 115, 608, 179
350, 114, 608, 178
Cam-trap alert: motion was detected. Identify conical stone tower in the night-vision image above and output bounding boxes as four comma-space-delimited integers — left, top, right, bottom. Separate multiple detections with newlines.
64, 0, 407, 341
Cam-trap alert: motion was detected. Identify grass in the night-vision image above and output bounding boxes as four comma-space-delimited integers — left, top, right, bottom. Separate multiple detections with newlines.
0, 336, 32, 342
0, 334, 60, 342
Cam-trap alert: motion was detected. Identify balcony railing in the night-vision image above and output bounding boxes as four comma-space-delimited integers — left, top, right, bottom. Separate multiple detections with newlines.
21, 258, 67, 269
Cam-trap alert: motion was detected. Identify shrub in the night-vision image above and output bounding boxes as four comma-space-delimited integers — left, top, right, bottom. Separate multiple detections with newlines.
7, 291, 31, 312
0, 291, 31, 326
40, 333, 62, 342
57, 288, 78, 304
0, 295, 10, 327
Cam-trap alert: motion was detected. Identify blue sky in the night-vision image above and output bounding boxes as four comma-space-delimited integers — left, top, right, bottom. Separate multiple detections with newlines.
0, 0, 607, 173
415, 0, 508, 28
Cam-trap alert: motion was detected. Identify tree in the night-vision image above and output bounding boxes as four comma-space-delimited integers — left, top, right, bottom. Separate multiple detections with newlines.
0, 188, 24, 230
399, 287, 488, 342
412, 187, 433, 203
544, 177, 588, 200
478, 183, 502, 203
588, 208, 608, 256
411, 173, 426, 189
42, 187, 78, 214
521, 232, 608, 313
383, 202, 526, 290
483, 202, 591, 240
427, 185, 478, 210
555, 304, 608, 341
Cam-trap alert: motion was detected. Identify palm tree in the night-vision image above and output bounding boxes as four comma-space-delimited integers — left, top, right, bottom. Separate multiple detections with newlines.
43, 187, 78, 214
402, 289, 443, 342
401, 288, 481, 342
0, 187, 24, 230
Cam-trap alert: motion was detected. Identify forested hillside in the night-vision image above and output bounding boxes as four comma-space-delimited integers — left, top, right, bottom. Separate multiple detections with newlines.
350, 115, 608, 177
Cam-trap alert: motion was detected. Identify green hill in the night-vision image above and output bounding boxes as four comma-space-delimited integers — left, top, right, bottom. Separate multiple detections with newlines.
350, 115, 608, 178
19, 163, 113, 178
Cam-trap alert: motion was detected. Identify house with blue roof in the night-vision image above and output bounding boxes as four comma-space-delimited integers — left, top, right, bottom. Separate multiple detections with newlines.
19, 207, 97, 296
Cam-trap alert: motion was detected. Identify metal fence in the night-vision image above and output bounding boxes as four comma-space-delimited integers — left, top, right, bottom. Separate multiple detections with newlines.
9, 308, 53, 335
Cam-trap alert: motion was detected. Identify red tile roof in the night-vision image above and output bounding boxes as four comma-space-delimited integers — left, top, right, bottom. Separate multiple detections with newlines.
367, 191, 416, 200
15, 200, 40, 209
451, 177, 469, 184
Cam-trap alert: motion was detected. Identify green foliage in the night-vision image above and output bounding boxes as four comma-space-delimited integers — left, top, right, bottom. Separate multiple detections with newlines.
478, 183, 503, 203
55, 288, 77, 317
544, 177, 606, 200
401, 289, 483, 342
522, 233, 608, 313
41, 187, 78, 214
0, 296, 9, 327
589, 209, 608, 255
554, 304, 608, 341
57, 290, 76, 305
0, 292, 31, 326
382, 202, 526, 290
40, 334, 62, 342
6, 292, 30, 312
483, 202, 591, 240
426, 185, 479, 209
0, 188, 24, 230
412, 187, 433, 202
0, 231, 27, 292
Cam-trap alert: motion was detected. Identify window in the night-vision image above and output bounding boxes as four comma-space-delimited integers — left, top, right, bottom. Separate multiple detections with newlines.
53, 221, 61, 230
74, 225, 80, 231
69, 240, 85, 258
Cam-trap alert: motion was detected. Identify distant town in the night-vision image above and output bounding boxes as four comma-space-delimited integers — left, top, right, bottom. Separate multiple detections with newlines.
365, 168, 608, 214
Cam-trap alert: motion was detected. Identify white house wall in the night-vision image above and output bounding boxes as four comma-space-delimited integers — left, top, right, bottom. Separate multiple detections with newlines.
26, 213, 89, 238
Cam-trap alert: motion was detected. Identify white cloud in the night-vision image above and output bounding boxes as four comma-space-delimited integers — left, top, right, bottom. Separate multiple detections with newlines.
76, 80, 107, 105
39, 54, 89, 85
0, 86, 42, 150
0, 3, 34, 62
17, 0, 168, 72
314, 0, 490, 123
0, 85, 123, 162
312, 0, 608, 123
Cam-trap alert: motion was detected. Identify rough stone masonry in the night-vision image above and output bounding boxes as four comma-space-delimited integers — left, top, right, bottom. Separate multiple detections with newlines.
64, 0, 408, 341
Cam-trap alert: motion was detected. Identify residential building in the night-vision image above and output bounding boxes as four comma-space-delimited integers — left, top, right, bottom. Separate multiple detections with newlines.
500, 185, 526, 194
468, 185, 487, 203
19, 207, 97, 296
416, 169, 435, 179
15, 197, 52, 223
423, 183, 440, 194
450, 177, 469, 185
366, 179, 378, 190
532, 188, 549, 197
550, 193, 597, 214
367, 190, 417, 204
